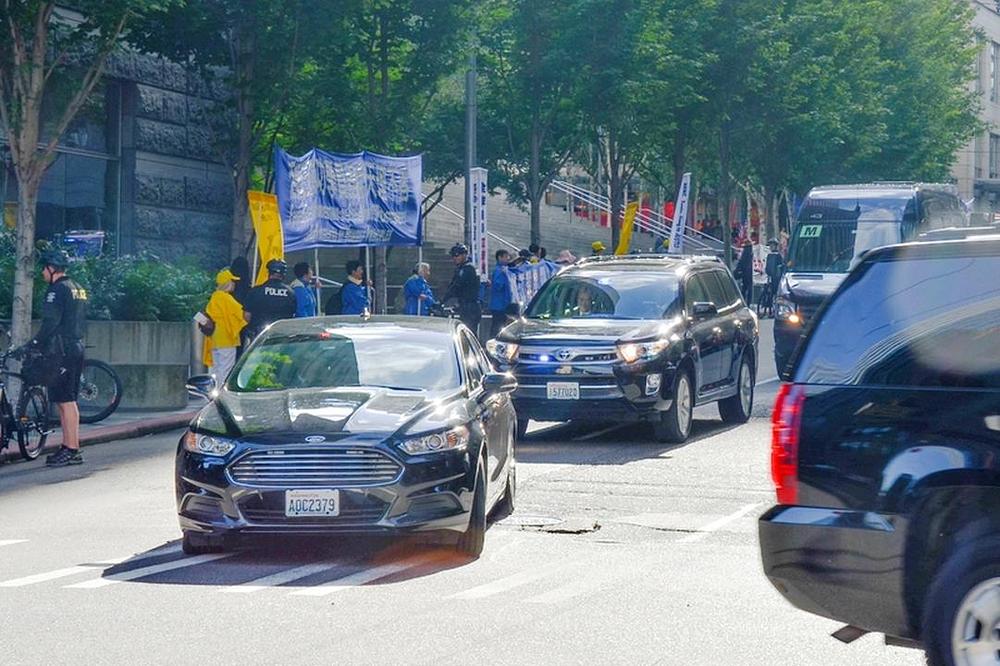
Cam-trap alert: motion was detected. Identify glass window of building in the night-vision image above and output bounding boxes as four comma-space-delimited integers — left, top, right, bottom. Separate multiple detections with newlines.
992, 42, 999, 102
990, 134, 1000, 179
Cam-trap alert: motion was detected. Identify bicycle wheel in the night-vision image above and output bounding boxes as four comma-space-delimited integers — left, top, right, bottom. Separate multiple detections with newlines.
78, 359, 123, 424
17, 385, 49, 461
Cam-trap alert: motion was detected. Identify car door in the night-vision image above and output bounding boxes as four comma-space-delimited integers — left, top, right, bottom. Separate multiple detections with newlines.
684, 272, 723, 390
460, 331, 504, 500
705, 269, 742, 386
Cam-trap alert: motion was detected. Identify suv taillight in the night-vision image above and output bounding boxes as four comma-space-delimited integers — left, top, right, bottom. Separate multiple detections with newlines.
771, 383, 805, 505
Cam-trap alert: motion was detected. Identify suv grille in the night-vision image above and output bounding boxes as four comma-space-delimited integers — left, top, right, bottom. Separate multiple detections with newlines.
518, 345, 618, 364
228, 448, 402, 488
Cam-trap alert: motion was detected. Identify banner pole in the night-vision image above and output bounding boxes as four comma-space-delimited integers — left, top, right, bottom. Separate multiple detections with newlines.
313, 248, 321, 316
365, 246, 372, 313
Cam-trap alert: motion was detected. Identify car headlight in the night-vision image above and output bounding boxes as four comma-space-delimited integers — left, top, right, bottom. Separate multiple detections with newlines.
398, 425, 470, 456
775, 298, 798, 322
183, 431, 236, 456
617, 339, 670, 363
486, 339, 519, 363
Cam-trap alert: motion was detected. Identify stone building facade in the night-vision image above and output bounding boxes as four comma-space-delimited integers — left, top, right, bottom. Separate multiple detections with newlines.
1, 51, 233, 267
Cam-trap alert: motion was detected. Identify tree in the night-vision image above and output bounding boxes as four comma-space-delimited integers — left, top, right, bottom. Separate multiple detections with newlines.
478, 0, 587, 246
0, 1, 166, 349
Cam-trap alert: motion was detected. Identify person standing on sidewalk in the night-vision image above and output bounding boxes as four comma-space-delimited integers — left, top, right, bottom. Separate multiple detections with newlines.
403, 262, 436, 316
30, 250, 88, 467
290, 262, 318, 318
444, 243, 481, 335
202, 268, 246, 385
243, 259, 297, 339
489, 249, 514, 337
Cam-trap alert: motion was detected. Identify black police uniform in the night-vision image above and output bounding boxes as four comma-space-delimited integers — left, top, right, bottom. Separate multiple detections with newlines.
244, 277, 297, 339
445, 259, 482, 334
32, 275, 88, 403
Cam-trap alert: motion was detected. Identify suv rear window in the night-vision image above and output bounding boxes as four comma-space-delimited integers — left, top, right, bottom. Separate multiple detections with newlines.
794, 253, 1000, 388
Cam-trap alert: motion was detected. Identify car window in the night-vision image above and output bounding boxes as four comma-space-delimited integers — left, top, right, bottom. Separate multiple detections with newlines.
684, 274, 711, 310
466, 331, 495, 376
703, 271, 737, 308
714, 270, 743, 307
459, 332, 484, 387
795, 254, 1000, 388
526, 270, 681, 320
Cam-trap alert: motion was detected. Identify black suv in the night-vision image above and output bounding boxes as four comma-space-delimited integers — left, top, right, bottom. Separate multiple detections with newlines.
759, 236, 1000, 665
487, 255, 758, 443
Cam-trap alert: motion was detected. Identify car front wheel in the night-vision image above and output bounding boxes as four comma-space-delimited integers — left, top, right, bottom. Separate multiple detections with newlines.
456, 459, 487, 558
923, 534, 1000, 666
653, 371, 692, 443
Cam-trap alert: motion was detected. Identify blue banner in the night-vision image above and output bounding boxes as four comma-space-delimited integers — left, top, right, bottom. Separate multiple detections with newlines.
274, 147, 423, 250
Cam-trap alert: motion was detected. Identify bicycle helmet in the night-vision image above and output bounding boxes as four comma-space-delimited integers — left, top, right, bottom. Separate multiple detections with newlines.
39, 249, 70, 269
266, 258, 288, 275
449, 243, 469, 257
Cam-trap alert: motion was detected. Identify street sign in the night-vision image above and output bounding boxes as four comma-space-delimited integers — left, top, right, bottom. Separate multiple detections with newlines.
469, 167, 488, 279
668, 172, 692, 253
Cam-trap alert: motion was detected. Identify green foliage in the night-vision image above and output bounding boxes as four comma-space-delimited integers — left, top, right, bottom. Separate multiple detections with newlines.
0, 230, 212, 322
241, 351, 293, 391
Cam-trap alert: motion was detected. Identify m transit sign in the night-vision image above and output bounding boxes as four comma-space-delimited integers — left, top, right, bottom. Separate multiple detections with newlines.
274, 147, 423, 250
469, 167, 488, 279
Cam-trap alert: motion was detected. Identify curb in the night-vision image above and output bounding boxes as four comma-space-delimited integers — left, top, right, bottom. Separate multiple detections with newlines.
1, 411, 198, 463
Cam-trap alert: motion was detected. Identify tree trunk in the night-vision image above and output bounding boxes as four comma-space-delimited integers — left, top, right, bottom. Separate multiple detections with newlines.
10, 184, 40, 349
230, 8, 256, 259
609, 172, 624, 252
672, 127, 687, 202
529, 191, 542, 247
762, 182, 778, 243
719, 122, 733, 267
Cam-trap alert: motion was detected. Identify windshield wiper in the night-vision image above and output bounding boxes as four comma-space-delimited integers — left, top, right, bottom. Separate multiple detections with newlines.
360, 384, 422, 391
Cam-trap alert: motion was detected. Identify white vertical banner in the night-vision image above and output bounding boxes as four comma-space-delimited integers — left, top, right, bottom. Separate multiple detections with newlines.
469, 167, 489, 279
669, 172, 691, 254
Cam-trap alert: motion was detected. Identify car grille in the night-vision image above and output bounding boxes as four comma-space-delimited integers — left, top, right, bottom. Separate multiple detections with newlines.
518, 344, 618, 365
240, 505, 386, 524
227, 448, 402, 488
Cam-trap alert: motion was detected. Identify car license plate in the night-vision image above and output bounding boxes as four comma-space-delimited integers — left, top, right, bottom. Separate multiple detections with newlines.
285, 489, 340, 517
547, 382, 580, 400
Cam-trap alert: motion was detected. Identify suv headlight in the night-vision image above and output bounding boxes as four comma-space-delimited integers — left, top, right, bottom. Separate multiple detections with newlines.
618, 339, 670, 363
486, 339, 519, 363
398, 425, 470, 456
183, 431, 236, 456
774, 298, 800, 323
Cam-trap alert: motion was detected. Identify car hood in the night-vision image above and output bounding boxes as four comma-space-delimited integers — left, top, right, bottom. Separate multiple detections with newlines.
502, 317, 670, 343
191, 387, 468, 440
782, 272, 847, 302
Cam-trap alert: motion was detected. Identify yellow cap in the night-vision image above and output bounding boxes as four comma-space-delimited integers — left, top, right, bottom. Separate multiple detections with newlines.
216, 268, 240, 286
591, 241, 606, 252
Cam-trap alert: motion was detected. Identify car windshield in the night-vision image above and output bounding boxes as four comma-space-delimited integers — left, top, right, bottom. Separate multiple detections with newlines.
228, 326, 461, 392
526, 270, 681, 320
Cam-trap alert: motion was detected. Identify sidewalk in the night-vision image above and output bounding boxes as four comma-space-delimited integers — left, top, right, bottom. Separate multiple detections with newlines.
1, 397, 204, 463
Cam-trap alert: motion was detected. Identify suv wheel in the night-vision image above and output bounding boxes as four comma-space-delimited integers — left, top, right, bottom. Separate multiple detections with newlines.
923, 534, 1000, 666
719, 355, 754, 424
653, 371, 692, 443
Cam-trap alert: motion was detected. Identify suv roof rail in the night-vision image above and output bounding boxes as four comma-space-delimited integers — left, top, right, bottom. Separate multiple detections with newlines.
574, 253, 723, 266
917, 225, 1000, 242
810, 182, 957, 193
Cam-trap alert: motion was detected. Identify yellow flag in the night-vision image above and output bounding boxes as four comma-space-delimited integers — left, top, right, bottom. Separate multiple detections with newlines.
615, 202, 640, 255
247, 191, 284, 286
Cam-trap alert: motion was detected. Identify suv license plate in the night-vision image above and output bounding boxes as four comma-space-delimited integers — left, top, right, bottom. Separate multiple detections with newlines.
285, 489, 340, 517
547, 382, 580, 400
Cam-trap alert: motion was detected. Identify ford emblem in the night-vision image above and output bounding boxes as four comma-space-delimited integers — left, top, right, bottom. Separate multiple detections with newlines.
304, 435, 326, 443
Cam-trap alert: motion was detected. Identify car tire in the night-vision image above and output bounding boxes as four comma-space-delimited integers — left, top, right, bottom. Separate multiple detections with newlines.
923, 533, 1000, 666
653, 371, 693, 443
719, 354, 754, 424
456, 459, 487, 558
182, 531, 224, 556
493, 427, 516, 518
516, 416, 529, 441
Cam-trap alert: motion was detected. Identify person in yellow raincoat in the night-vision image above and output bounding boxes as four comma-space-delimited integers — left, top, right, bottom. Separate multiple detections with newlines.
202, 269, 246, 384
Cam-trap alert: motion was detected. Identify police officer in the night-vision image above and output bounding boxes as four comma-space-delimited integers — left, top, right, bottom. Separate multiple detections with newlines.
443, 243, 482, 334
243, 259, 297, 339
30, 250, 88, 467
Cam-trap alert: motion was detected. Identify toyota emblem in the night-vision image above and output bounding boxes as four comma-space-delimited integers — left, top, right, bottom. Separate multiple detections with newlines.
555, 349, 573, 362
304, 435, 326, 443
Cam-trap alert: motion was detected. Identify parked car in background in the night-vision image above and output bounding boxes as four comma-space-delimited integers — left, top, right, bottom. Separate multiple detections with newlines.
773, 182, 966, 374
177, 317, 517, 558
487, 255, 758, 443
759, 234, 1000, 665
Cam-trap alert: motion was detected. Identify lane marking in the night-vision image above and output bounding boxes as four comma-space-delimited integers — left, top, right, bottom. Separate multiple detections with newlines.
0, 545, 182, 588
0, 540, 28, 548
678, 503, 762, 544
290, 560, 420, 597
224, 562, 339, 594
449, 563, 566, 600
755, 376, 780, 387
65, 552, 233, 589
526, 577, 606, 604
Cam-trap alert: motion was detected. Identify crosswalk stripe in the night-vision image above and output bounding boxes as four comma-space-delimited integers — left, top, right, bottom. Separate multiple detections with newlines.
0, 546, 183, 588
65, 553, 233, 589
224, 562, 338, 594
0, 540, 28, 548
290, 561, 419, 597
678, 503, 761, 544
448, 564, 563, 600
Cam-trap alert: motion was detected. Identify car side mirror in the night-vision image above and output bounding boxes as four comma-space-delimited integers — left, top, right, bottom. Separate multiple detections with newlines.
505, 302, 524, 318
482, 372, 517, 395
691, 302, 718, 319
186, 374, 217, 398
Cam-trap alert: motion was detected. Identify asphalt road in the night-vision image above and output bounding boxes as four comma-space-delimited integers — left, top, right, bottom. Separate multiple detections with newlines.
0, 322, 924, 665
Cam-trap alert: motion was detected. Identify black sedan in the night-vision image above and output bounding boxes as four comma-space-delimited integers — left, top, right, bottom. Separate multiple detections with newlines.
176, 317, 517, 558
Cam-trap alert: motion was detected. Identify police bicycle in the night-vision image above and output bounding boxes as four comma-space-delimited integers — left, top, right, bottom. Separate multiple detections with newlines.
0, 348, 50, 461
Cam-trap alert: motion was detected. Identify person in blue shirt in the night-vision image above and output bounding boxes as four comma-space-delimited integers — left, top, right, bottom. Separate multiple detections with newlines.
290, 262, 318, 318
489, 249, 514, 337
403, 262, 436, 315
341, 259, 369, 315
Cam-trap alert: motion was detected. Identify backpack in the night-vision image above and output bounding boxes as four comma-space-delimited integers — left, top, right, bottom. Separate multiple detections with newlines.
324, 285, 345, 315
